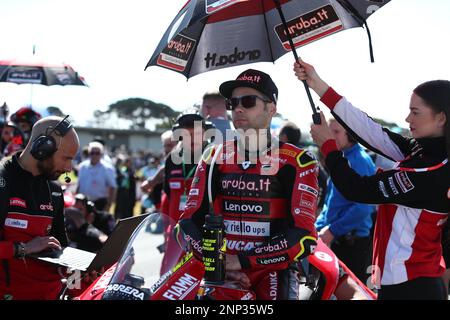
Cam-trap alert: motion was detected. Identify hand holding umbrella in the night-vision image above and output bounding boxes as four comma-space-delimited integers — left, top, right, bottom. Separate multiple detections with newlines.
310, 111, 334, 149
293, 59, 330, 98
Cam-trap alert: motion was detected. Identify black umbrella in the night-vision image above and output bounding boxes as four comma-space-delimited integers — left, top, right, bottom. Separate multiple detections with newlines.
146, 0, 390, 123
0, 58, 87, 86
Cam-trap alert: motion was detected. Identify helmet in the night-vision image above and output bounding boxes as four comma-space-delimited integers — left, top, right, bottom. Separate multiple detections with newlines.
10, 107, 42, 126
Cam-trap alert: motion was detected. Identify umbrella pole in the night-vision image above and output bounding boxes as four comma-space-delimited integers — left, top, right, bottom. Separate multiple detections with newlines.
273, 0, 321, 124
30, 84, 33, 106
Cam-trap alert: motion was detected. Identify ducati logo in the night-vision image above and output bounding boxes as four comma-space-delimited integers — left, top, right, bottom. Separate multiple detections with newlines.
242, 161, 251, 170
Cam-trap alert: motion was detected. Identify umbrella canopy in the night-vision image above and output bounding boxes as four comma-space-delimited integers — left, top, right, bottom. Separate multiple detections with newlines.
146, 0, 391, 79
0, 58, 88, 86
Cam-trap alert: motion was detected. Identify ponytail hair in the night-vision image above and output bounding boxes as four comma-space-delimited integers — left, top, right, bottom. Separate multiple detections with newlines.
413, 80, 450, 158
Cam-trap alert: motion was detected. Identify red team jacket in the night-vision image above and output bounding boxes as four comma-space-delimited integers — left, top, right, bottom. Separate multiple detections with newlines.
0, 155, 67, 300
320, 87, 449, 286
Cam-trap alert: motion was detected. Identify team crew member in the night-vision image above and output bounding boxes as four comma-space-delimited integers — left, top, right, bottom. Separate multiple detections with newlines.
177, 70, 318, 300
0, 116, 79, 300
159, 110, 212, 274
294, 60, 449, 300
10, 107, 42, 145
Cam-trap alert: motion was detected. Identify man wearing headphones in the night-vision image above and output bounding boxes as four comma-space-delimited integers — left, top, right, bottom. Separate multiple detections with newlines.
0, 116, 79, 299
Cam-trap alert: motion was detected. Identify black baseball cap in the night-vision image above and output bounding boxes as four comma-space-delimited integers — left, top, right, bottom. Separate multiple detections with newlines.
219, 69, 278, 103
172, 108, 214, 131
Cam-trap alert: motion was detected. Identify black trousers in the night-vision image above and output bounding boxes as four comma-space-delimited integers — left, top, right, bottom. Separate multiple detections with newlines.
93, 198, 108, 211
378, 277, 447, 300
331, 236, 371, 283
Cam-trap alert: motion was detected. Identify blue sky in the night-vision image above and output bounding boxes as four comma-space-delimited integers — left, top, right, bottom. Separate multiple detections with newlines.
1, 0, 450, 131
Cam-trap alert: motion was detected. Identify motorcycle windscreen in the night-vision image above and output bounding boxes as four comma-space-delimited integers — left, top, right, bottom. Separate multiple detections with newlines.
101, 212, 185, 300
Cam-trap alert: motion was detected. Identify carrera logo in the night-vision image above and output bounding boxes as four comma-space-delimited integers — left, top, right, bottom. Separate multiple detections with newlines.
40, 202, 54, 211
394, 171, 414, 193
9, 198, 26, 208
298, 184, 319, 196
170, 182, 182, 189
205, 0, 243, 14
5, 218, 28, 229
275, 4, 343, 50
204, 47, 261, 69
223, 199, 269, 215
162, 273, 200, 300
157, 34, 196, 72
224, 220, 270, 237
227, 240, 263, 251
104, 284, 146, 300
256, 254, 288, 265
254, 239, 288, 254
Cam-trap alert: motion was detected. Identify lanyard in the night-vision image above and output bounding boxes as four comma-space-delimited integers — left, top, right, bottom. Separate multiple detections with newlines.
182, 161, 196, 194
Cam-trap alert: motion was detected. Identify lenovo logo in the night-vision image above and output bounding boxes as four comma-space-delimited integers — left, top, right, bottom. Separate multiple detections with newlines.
9, 198, 26, 208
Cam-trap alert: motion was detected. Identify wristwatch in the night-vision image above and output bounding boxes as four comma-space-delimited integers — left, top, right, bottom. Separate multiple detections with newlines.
14, 242, 27, 259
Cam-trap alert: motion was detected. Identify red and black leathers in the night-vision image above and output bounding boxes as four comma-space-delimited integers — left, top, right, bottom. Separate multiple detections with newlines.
177, 139, 318, 299
319, 87, 449, 289
163, 150, 198, 223
0, 154, 67, 300
160, 148, 199, 275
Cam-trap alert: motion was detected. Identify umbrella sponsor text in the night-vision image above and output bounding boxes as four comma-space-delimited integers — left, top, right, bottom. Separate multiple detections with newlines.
7, 69, 43, 84
275, 4, 343, 50
157, 34, 196, 72
204, 47, 261, 69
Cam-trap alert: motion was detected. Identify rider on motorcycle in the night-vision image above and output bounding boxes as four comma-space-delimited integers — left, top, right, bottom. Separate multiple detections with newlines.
177, 69, 318, 300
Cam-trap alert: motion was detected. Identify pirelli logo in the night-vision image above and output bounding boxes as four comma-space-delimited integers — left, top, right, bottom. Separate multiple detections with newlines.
279, 149, 298, 158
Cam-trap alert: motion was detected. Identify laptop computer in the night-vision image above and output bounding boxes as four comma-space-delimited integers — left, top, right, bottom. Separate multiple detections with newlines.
31, 214, 149, 272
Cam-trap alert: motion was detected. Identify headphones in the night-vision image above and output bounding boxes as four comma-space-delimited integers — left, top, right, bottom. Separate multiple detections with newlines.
30, 115, 73, 160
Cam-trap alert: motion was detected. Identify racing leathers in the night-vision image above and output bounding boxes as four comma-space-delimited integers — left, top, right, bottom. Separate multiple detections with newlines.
177, 139, 318, 300
319, 87, 449, 291
0, 154, 68, 300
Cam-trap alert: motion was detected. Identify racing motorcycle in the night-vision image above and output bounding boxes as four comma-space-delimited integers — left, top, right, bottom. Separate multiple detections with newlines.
75, 213, 376, 301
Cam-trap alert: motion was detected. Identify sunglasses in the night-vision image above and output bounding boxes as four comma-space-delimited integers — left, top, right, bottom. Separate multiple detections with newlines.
226, 95, 271, 110
90, 151, 101, 155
